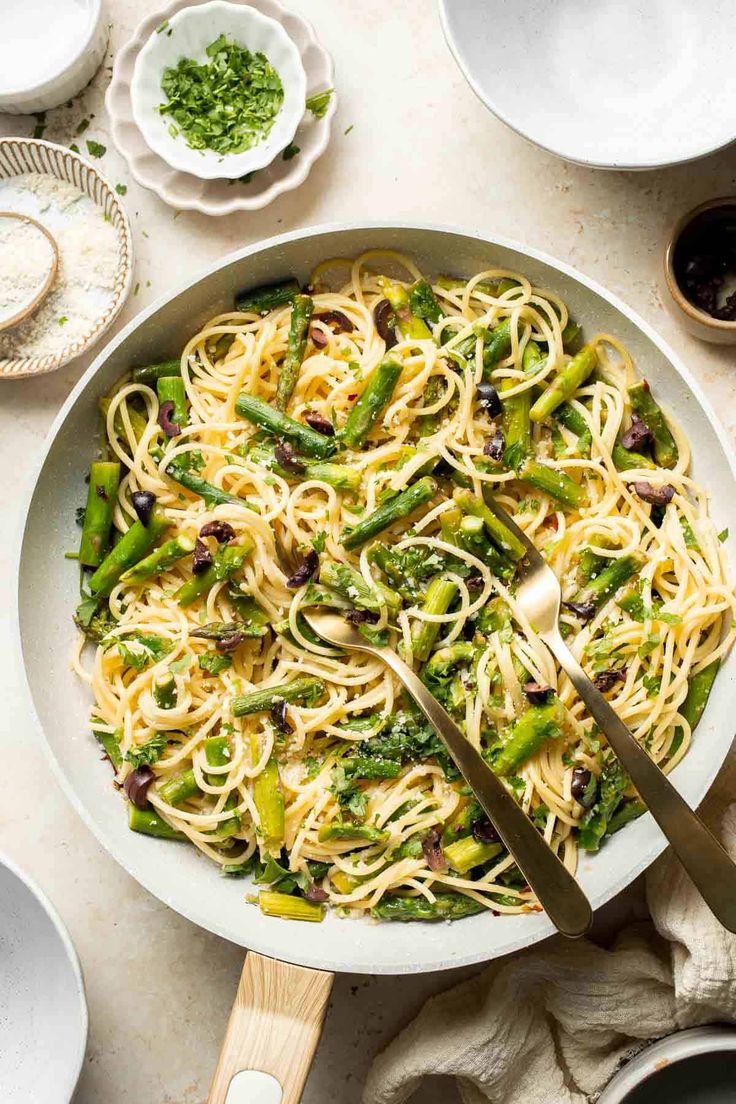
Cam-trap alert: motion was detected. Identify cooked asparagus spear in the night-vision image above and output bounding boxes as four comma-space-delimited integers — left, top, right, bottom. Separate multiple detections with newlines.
494, 698, 567, 776
408, 279, 444, 326
78, 461, 121, 568
611, 441, 656, 472
606, 798, 646, 835
381, 280, 433, 340
675, 659, 719, 747
131, 359, 181, 385
276, 294, 313, 411
570, 553, 644, 615
320, 560, 401, 615
517, 458, 586, 509
247, 444, 361, 493
252, 739, 284, 852
88, 507, 172, 597
166, 461, 247, 508
443, 836, 502, 874
411, 577, 458, 663
481, 318, 512, 378
552, 402, 592, 458
235, 279, 300, 315
235, 393, 336, 459
93, 727, 122, 769
259, 891, 325, 921
340, 358, 403, 449
529, 344, 598, 422
372, 892, 486, 921
120, 534, 196, 585
500, 341, 538, 469
128, 804, 184, 840
157, 375, 189, 428
317, 821, 388, 843
628, 380, 678, 469
158, 768, 200, 807
152, 672, 177, 710
175, 541, 254, 609
232, 676, 326, 717
455, 515, 514, 581
341, 476, 437, 551
578, 758, 628, 852
453, 488, 526, 561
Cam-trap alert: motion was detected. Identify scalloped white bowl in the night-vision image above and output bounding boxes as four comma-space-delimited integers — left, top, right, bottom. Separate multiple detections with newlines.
131, 0, 306, 180
107, 0, 335, 215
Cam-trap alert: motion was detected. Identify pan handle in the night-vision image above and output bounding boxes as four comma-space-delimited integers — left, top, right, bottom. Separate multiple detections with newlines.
207, 951, 334, 1104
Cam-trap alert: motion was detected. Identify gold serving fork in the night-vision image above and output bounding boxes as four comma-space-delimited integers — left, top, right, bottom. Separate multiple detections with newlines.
475, 491, 736, 932
273, 533, 592, 938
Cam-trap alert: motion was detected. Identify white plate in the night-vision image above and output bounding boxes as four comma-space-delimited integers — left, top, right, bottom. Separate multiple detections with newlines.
439, 0, 736, 170
107, 0, 335, 214
131, 0, 306, 180
17, 223, 736, 976
0, 853, 88, 1102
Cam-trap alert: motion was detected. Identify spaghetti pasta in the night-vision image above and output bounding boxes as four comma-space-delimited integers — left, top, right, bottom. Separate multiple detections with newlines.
73, 252, 735, 922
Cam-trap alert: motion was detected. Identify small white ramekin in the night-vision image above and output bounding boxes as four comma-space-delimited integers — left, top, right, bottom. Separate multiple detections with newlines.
0, 0, 109, 115
131, 0, 306, 180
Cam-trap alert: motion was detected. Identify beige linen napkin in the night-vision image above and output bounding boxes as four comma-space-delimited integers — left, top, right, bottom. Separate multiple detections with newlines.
364, 758, 736, 1104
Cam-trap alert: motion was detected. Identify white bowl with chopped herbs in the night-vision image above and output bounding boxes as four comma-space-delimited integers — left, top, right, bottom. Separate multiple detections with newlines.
131, 0, 306, 179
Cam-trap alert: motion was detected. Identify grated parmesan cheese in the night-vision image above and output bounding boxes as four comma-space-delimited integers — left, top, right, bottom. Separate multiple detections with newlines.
0, 172, 120, 359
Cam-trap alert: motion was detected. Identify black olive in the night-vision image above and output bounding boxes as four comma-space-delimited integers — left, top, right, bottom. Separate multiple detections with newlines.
476, 381, 502, 417
131, 490, 156, 526
466, 574, 484, 591
270, 699, 293, 734
216, 631, 245, 653
483, 428, 505, 461
472, 817, 499, 844
634, 481, 675, 507
563, 600, 596, 622
192, 538, 213, 575
317, 310, 354, 333
123, 766, 155, 810
571, 767, 598, 809
200, 520, 235, 544
158, 400, 181, 438
593, 668, 626, 693
523, 681, 553, 705
620, 414, 653, 452
422, 827, 446, 872
305, 882, 329, 903
345, 608, 380, 624
286, 549, 319, 588
275, 440, 307, 475
374, 299, 397, 348
310, 326, 329, 349
304, 412, 335, 437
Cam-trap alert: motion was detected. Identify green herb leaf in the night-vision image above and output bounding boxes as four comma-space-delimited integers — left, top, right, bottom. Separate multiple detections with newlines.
125, 733, 167, 768
158, 37, 284, 157
305, 88, 333, 118
282, 142, 300, 161
86, 140, 106, 158
115, 183, 127, 195
199, 652, 233, 676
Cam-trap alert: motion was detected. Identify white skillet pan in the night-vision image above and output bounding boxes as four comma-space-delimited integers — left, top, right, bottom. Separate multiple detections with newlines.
17, 223, 736, 1103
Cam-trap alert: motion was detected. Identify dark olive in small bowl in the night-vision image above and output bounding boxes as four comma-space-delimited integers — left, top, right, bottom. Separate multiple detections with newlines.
664, 197, 736, 344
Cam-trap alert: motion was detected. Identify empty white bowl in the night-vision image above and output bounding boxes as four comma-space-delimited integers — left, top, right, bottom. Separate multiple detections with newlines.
131, 0, 306, 180
0, 853, 88, 1102
439, 0, 736, 170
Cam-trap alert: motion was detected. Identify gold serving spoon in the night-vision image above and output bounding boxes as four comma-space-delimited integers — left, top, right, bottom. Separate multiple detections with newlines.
477, 489, 736, 933
301, 606, 593, 938
0, 212, 59, 333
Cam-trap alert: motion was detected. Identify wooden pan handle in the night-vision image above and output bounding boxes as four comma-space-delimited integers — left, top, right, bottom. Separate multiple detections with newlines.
207, 952, 334, 1104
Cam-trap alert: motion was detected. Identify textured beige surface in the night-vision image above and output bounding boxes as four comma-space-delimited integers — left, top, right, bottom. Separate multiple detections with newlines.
0, 2, 733, 1101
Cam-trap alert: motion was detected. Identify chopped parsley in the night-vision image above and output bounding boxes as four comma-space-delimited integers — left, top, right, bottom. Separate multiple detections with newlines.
86, 139, 107, 159
199, 652, 232, 676
305, 88, 333, 118
282, 142, 300, 161
125, 733, 167, 768
158, 36, 284, 156
115, 183, 127, 195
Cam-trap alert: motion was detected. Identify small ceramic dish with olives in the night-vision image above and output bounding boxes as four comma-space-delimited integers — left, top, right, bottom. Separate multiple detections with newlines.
664, 198, 736, 344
